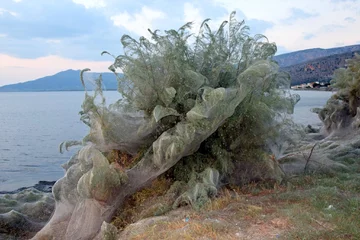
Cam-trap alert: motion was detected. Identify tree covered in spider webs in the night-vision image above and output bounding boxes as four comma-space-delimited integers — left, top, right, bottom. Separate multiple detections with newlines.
36, 12, 300, 240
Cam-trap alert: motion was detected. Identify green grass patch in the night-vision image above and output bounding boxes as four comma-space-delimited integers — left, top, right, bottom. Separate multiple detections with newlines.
276, 168, 360, 239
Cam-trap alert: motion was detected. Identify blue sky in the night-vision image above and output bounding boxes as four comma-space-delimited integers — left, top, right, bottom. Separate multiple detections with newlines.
1, 0, 360, 86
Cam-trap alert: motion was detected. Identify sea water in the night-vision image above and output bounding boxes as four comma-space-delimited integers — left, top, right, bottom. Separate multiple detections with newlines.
291, 90, 334, 126
0, 91, 120, 191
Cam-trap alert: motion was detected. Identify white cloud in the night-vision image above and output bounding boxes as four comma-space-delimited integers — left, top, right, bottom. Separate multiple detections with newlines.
72, 0, 107, 9
46, 39, 62, 44
183, 2, 203, 33
183, 2, 231, 38
213, 0, 304, 22
212, 0, 360, 52
0, 54, 113, 86
263, 3, 359, 51
344, 17, 356, 23
2, 0, 360, 87
0, 8, 18, 17
13, 0, 22, 3
111, 6, 166, 37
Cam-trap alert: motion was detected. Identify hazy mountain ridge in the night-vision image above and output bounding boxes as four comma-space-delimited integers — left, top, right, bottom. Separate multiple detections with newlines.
281, 51, 360, 86
0, 69, 119, 92
1, 44, 360, 91
274, 44, 360, 67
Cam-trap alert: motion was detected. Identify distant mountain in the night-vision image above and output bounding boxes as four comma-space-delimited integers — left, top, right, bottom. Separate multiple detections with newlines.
282, 51, 359, 86
274, 44, 360, 68
0, 69, 119, 92
2, 44, 360, 91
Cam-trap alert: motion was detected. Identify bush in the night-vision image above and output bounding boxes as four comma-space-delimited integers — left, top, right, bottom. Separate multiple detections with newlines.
318, 53, 360, 132
78, 11, 299, 206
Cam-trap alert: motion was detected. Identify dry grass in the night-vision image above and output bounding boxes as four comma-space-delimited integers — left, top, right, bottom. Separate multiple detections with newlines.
106, 148, 148, 169
205, 188, 241, 211
118, 183, 293, 240
113, 155, 360, 239
111, 177, 173, 230
128, 218, 233, 240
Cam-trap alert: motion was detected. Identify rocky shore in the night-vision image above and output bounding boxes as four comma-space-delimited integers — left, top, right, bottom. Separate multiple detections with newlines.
0, 181, 55, 239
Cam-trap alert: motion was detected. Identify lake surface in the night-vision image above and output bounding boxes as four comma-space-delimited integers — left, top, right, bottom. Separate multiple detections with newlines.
0, 90, 334, 191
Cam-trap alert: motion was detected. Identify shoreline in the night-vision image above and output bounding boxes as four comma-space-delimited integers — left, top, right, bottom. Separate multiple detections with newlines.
0, 89, 118, 93
0, 180, 56, 195
291, 87, 335, 92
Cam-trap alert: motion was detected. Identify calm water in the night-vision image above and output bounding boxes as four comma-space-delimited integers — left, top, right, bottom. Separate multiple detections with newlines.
291, 90, 334, 126
0, 90, 333, 191
0, 91, 121, 191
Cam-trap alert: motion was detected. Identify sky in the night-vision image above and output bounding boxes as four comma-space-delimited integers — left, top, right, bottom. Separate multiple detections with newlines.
0, 0, 360, 86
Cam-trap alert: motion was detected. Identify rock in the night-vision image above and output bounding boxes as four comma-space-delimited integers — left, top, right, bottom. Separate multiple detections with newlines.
0, 188, 55, 239
0, 210, 44, 237
304, 124, 320, 133
33, 181, 56, 193
0, 181, 55, 195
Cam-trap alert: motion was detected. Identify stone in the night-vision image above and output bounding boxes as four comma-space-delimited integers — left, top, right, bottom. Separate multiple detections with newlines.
0, 187, 54, 239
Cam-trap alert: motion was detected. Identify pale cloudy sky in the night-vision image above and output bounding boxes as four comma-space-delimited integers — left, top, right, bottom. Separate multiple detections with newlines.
0, 0, 359, 86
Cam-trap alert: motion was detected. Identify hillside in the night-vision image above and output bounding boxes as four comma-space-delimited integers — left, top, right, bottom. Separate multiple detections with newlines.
282, 51, 359, 86
1, 44, 360, 91
274, 44, 360, 68
0, 69, 119, 92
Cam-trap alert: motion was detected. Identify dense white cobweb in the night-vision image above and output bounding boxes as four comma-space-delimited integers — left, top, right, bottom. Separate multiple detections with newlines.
34, 12, 300, 239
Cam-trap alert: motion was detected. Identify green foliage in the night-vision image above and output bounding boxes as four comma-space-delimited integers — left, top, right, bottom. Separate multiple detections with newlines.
104, 11, 281, 115
330, 53, 360, 115
59, 140, 82, 154
273, 170, 360, 240
173, 168, 220, 210
79, 12, 299, 209
316, 53, 360, 132
173, 153, 214, 182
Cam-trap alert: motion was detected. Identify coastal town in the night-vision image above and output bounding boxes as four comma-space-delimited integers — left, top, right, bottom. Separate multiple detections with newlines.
291, 81, 332, 90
